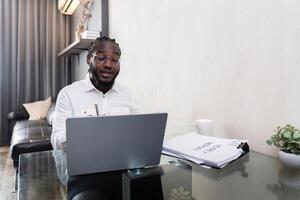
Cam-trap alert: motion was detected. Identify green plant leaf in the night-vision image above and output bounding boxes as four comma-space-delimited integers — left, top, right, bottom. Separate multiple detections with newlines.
267, 124, 300, 153
283, 132, 291, 139
294, 141, 300, 145
286, 146, 294, 150
294, 132, 300, 140
290, 149, 299, 154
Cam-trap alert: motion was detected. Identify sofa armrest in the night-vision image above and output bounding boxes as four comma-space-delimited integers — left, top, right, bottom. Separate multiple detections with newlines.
7, 111, 29, 121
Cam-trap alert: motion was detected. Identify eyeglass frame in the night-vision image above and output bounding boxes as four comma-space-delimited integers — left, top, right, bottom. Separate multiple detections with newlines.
91, 53, 120, 66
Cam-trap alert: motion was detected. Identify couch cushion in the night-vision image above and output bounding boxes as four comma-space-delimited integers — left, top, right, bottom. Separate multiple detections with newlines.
13, 119, 49, 131
10, 126, 52, 160
11, 126, 52, 145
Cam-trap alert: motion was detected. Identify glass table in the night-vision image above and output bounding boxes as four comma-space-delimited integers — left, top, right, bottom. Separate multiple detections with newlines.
18, 150, 300, 200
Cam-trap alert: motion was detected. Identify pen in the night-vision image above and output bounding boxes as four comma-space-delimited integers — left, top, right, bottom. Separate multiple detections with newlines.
94, 104, 99, 116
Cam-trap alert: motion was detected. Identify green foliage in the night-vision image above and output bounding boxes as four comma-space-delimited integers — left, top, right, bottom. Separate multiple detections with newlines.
266, 124, 300, 155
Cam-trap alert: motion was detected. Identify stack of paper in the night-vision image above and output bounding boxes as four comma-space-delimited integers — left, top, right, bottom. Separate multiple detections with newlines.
162, 132, 247, 168
81, 31, 101, 39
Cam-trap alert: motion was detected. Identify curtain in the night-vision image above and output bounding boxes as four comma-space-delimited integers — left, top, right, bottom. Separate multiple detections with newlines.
0, 0, 71, 145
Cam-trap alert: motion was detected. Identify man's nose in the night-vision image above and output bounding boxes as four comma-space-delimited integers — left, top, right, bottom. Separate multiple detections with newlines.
103, 58, 113, 67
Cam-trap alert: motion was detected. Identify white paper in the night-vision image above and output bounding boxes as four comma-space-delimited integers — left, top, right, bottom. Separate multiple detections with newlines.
163, 132, 244, 168
162, 150, 204, 164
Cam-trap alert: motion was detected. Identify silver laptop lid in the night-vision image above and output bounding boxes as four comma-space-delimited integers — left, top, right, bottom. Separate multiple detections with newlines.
66, 113, 168, 175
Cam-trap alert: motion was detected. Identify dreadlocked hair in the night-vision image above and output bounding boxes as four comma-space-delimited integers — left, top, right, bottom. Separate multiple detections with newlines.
88, 36, 121, 55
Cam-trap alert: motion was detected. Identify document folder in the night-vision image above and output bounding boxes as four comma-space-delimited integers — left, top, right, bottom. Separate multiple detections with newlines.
162, 132, 249, 168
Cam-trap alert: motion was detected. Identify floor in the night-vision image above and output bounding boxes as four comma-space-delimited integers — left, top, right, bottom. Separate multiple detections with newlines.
0, 146, 16, 200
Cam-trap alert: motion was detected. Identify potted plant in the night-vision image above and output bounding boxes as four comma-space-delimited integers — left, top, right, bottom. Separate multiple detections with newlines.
266, 124, 300, 169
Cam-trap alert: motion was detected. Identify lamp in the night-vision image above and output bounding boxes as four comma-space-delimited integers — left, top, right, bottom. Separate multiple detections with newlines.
58, 0, 80, 15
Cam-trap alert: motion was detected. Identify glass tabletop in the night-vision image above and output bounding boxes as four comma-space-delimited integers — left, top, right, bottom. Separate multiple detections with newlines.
18, 150, 300, 200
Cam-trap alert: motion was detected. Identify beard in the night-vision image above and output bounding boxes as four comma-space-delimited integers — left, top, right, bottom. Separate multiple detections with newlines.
89, 67, 119, 90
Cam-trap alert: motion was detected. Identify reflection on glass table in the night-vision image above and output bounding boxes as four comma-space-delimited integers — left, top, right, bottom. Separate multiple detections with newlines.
18, 150, 300, 200
267, 167, 300, 200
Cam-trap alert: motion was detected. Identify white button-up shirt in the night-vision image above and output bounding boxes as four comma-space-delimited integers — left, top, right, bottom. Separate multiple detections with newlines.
51, 74, 139, 150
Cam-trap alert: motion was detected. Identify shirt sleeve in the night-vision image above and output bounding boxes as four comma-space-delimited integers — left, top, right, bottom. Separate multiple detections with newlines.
51, 89, 73, 150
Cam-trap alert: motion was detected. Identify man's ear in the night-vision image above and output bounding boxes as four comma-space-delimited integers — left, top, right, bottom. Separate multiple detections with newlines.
86, 54, 91, 65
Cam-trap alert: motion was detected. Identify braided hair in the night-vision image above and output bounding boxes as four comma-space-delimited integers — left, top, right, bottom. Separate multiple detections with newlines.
88, 36, 121, 56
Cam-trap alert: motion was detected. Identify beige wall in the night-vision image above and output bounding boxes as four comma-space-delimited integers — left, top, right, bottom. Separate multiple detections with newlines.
73, 0, 300, 156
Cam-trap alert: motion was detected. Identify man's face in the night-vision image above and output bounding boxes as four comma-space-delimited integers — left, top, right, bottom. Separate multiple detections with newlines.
87, 41, 121, 85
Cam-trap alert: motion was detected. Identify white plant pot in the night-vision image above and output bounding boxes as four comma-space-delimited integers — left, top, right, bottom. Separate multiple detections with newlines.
278, 151, 300, 169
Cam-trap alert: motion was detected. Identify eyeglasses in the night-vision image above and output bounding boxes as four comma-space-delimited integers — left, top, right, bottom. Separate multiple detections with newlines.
92, 54, 120, 65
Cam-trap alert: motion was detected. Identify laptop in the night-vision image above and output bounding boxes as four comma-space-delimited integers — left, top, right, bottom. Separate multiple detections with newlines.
66, 113, 168, 176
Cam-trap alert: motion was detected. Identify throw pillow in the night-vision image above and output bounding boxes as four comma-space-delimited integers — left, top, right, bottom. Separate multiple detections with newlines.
23, 97, 52, 120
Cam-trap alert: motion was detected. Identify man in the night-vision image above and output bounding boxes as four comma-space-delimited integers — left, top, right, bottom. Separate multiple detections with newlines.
51, 37, 139, 150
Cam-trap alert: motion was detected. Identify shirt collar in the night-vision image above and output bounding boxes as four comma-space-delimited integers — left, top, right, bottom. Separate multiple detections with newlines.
83, 73, 120, 93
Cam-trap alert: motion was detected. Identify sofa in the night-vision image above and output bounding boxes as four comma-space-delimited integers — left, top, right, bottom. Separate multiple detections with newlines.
8, 103, 55, 171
